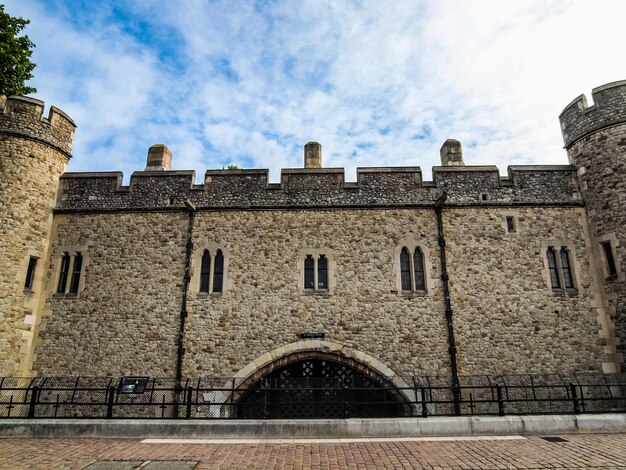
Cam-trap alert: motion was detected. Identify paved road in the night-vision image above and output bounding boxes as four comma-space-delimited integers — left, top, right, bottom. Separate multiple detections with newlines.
1, 434, 625, 469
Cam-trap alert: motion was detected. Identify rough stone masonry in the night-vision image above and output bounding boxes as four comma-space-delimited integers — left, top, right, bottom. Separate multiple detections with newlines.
0, 81, 624, 385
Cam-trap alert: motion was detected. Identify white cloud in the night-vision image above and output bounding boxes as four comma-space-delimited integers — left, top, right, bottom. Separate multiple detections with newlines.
4, 0, 626, 182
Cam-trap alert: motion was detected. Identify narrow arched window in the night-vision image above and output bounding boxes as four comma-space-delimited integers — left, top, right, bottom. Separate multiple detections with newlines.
200, 250, 211, 293
560, 248, 574, 289
57, 252, 71, 293
69, 252, 83, 294
304, 255, 315, 289
547, 248, 561, 289
400, 247, 412, 291
413, 248, 425, 291
213, 250, 224, 293
318, 255, 328, 289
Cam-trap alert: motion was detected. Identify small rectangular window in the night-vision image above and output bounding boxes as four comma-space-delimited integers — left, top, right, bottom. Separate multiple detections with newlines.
413, 249, 425, 291
57, 252, 71, 293
213, 250, 224, 293
304, 255, 315, 289
560, 248, 574, 289
602, 241, 618, 278
318, 255, 328, 289
506, 217, 515, 233
400, 248, 412, 291
547, 248, 561, 289
200, 250, 211, 293
69, 252, 83, 294
24, 257, 38, 290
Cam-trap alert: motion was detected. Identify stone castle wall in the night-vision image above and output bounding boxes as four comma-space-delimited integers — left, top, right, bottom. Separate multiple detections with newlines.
561, 81, 626, 369
566, 128, 626, 367
0, 96, 74, 376
35, 205, 606, 378
36, 212, 187, 376
3, 80, 624, 380
446, 206, 604, 374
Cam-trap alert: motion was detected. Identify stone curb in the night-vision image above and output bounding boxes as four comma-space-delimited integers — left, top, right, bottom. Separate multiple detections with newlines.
0, 414, 624, 439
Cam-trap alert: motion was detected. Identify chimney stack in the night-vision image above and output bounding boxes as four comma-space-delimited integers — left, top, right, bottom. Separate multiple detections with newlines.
304, 142, 322, 169
145, 144, 172, 171
440, 139, 464, 166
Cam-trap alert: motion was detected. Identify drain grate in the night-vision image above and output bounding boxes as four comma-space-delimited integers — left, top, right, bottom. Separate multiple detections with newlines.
540, 436, 568, 443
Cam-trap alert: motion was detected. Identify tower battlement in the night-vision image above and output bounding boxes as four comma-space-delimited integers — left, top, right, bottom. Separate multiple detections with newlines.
559, 80, 626, 148
0, 95, 76, 157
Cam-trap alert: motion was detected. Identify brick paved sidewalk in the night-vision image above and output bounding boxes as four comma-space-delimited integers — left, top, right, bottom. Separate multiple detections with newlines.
1, 434, 626, 469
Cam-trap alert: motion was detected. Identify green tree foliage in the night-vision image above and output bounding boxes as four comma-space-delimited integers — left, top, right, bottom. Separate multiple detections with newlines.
226, 164, 240, 170
0, 4, 36, 96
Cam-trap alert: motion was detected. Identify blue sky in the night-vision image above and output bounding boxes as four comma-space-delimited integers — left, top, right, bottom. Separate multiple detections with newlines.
4, 0, 626, 182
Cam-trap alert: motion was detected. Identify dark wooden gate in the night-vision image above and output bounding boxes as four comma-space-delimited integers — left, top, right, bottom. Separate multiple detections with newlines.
236, 359, 405, 418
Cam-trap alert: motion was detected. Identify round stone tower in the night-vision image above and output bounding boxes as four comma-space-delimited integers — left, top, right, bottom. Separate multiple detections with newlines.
0, 95, 76, 376
559, 80, 626, 372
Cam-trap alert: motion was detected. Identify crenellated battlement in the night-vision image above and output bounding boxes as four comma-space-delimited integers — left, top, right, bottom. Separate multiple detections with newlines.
559, 80, 626, 148
56, 164, 582, 211
0, 95, 76, 157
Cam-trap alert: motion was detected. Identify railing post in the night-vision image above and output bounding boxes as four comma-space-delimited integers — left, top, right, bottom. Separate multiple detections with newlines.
420, 386, 428, 418
27, 386, 39, 419
230, 378, 236, 418
7, 395, 14, 418
496, 384, 504, 416
54, 394, 60, 418
263, 380, 268, 420
107, 386, 115, 418
173, 384, 180, 419
186, 386, 193, 419
453, 384, 461, 416
570, 383, 580, 414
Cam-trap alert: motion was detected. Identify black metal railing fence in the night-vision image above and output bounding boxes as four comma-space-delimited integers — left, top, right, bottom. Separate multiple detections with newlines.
0, 373, 624, 419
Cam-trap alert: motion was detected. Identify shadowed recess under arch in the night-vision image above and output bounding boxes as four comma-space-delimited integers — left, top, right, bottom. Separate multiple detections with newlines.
234, 351, 412, 419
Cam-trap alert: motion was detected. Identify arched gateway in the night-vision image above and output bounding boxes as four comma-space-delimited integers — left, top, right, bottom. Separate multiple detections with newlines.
232, 342, 411, 419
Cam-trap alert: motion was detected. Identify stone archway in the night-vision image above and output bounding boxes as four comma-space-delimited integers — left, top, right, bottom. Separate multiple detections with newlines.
231, 341, 413, 419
